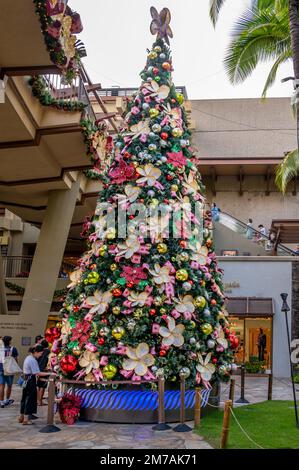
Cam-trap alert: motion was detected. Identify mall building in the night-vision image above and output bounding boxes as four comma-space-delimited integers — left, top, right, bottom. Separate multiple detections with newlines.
1, 1, 298, 377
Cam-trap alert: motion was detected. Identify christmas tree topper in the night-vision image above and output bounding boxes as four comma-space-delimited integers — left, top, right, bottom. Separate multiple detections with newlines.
150, 7, 173, 45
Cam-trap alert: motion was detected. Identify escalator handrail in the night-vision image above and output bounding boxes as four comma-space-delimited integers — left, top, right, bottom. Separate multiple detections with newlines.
212, 210, 296, 256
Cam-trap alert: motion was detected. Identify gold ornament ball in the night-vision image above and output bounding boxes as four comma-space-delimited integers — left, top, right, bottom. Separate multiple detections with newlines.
72, 346, 81, 356
160, 308, 167, 314
106, 228, 116, 240
171, 184, 178, 192
103, 364, 117, 380
55, 322, 62, 329
176, 93, 184, 105
194, 296, 206, 310
99, 246, 107, 256
157, 243, 168, 254
179, 252, 189, 262
134, 308, 143, 319
153, 45, 162, 53
112, 306, 121, 315
201, 323, 213, 335
175, 269, 189, 281
149, 108, 159, 118
148, 51, 158, 59
190, 321, 196, 328
172, 127, 183, 138
110, 264, 117, 271
112, 326, 125, 340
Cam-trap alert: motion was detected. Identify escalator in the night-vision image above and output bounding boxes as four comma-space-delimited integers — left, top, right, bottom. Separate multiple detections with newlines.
212, 211, 296, 257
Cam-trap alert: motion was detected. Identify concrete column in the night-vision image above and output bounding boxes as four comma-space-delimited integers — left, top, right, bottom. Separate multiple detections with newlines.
5, 179, 81, 360
0, 251, 8, 315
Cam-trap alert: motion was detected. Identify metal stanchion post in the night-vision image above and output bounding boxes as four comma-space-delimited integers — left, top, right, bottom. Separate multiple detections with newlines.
152, 375, 171, 431
229, 378, 235, 407
268, 374, 273, 401
39, 375, 61, 433
194, 387, 201, 428
235, 364, 249, 404
173, 374, 192, 432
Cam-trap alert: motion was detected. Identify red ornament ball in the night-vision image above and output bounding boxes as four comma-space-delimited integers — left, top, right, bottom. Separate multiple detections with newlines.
161, 132, 168, 140
101, 318, 108, 324
212, 358, 218, 364
153, 67, 159, 75
179, 240, 187, 248
159, 349, 167, 357
127, 281, 134, 288
129, 215, 134, 220
60, 355, 78, 374
98, 338, 105, 345
211, 299, 217, 306
149, 309, 156, 316
73, 305, 80, 312
166, 175, 173, 181
113, 288, 122, 297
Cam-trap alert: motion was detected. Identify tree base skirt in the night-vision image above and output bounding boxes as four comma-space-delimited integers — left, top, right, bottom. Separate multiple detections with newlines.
72, 382, 220, 424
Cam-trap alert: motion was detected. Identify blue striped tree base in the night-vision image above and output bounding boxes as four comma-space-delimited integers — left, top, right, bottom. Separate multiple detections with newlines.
70, 383, 219, 424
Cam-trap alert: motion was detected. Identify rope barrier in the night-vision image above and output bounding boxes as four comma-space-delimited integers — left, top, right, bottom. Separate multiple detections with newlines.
229, 407, 264, 449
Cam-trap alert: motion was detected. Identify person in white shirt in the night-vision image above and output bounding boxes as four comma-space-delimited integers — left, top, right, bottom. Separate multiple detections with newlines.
19, 345, 54, 425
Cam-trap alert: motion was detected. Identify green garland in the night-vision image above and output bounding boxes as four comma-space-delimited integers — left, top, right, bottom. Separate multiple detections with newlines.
29, 76, 86, 112
33, 0, 81, 83
5, 281, 68, 299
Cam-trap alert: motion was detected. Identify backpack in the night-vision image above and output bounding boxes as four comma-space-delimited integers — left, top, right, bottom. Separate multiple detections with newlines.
3, 348, 22, 376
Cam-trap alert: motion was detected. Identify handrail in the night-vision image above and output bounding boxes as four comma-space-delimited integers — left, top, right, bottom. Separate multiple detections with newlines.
206, 205, 296, 256
2, 256, 77, 278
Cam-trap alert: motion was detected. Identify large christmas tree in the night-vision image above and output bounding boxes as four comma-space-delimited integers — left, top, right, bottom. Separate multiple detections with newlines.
52, 8, 238, 389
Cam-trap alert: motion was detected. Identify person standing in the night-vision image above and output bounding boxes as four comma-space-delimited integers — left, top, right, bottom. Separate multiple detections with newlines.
257, 328, 267, 361
19, 345, 53, 425
211, 203, 220, 222
246, 218, 254, 239
37, 339, 50, 406
0, 336, 19, 408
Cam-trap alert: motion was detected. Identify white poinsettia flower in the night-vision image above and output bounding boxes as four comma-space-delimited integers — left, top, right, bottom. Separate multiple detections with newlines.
137, 164, 162, 186
196, 353, 216, 382
159, 316, 185, 347
85, 290, 112, 315
117, 234, 141, 259
79, 350, 100, 374
174, 294, 195, 314
189, 242, 209, 265
67, 268, 83, 289
61, 320, 72, 337
183, 171, 199, 195
143, 80, 170, 99
128, 291, 149, 307
128, 119, 151, 140
123, 343, 155, 376
162, 103, 181, 128
215, 326, 228, 349
149, 264, 172, 286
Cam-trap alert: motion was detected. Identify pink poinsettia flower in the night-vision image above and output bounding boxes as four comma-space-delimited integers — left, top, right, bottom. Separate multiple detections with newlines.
166, 151, 187, 168
120, 266, 147, 285
108, 159, 136, 184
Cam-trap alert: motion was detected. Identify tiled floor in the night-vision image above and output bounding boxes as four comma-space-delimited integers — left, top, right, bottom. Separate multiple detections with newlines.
0, 376, 295, 449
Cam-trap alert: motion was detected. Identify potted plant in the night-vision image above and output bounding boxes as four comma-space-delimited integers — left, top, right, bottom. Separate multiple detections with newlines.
58, 393, 82, 425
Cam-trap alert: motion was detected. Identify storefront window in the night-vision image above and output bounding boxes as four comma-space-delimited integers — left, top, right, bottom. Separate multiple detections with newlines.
229, 316, 272, 370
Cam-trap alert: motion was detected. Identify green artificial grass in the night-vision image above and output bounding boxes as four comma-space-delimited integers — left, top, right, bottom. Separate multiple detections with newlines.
195, 401, 299, 449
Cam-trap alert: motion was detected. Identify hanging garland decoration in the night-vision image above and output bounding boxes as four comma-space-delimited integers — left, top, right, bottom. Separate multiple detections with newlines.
33, 0, 85, 83
81, 119, 114, 181
29, 76, 86, 112
5, 281, 68, 299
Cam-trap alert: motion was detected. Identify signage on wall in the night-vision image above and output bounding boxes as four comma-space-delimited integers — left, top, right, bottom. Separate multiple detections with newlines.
223, 281, 240, 294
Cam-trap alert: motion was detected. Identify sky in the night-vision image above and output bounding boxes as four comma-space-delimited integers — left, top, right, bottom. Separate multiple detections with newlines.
70, 0, 294, 100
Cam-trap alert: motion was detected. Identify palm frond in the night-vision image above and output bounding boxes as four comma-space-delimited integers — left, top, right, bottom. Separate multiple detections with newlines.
209, 0, 226, 27
262, 50, 292, 97
275, 149, 299, 193
224, 6, 290, 85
